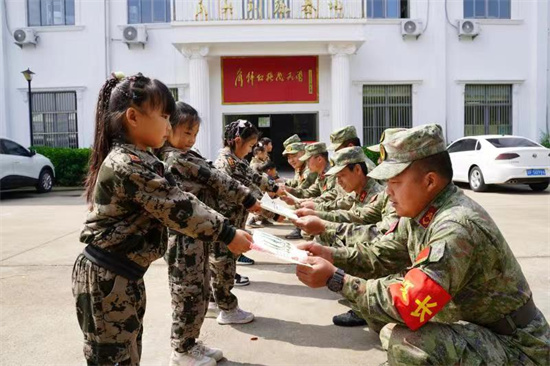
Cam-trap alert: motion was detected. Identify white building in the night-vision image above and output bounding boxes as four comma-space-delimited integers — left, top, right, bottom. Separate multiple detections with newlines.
1, 0, 549, 164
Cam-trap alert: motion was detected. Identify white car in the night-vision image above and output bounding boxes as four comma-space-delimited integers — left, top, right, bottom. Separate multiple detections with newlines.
447, 135, 550, 192
0, 137, 55, 193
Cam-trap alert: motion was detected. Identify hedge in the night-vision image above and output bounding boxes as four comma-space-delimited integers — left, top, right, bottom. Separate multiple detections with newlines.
362, 146, 380, 166
32, 146, 91, 187
540, 132, 550, 149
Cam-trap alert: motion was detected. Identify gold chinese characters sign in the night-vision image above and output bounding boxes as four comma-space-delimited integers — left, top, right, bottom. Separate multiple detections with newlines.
221, 56, 319, 104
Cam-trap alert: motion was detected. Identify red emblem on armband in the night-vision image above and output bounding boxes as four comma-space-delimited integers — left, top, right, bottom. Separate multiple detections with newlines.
359, 191, 367, 203
388, 268, 451, 331
419, 206, 437, 228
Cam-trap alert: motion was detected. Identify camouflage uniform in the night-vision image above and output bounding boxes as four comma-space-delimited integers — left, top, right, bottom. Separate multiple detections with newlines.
250, 156, 268, 173
282, 143, 317, 190
159, 146, 255, 353
212, 147, 279, 310
73, 142, 237, 365
282, 134, 300, 148
334, 125, 550, 365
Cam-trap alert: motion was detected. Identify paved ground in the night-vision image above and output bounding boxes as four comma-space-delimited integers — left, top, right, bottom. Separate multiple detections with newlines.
0, 184, 549, 365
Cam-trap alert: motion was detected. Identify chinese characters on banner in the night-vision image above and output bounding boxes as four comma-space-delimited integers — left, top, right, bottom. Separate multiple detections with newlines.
222, 56, 319, 104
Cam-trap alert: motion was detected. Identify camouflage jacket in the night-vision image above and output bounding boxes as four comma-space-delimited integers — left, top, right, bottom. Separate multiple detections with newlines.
214, 147, 278, 228
337, 184, 548, 361
286, 165, 337, 199
80, 143, 235, 268
285, 164, 317, 190
250, 156, 268, 173
317, 178, 384, 224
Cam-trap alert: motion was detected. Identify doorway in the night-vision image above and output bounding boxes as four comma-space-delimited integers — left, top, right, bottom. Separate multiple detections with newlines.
223, 113, 318, 170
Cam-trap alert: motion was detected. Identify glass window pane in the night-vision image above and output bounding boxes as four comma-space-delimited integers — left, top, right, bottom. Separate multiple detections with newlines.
373, 0, 384, 18
52, 0, 65, 25
387, 0, 399, 18
141, 0, 152, 23
28, 0, 42, 26
128, 0, 140, 23
366, 0, 373, 18
65, 0, 75, 24
41, 0, 52, 25
153, 0, 169, 21
500, 0, 510, 18
488, 0, 498, 18
464, 0, 474, 18
474, 0, 486, 18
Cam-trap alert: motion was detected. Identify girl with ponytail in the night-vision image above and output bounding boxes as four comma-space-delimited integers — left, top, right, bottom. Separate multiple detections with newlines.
73, 73, 253, 365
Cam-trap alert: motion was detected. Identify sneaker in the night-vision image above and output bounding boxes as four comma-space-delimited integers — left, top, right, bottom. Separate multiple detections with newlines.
169, 345, 216, 366
246, 217, 262, 228
217, 306, 255, 325
206, 302, 219, 318
234, 273, 250, 286
332, 310, 367, 327
236, 255, 255, 265
196, 342, 223, 362
285, 227, 303, 240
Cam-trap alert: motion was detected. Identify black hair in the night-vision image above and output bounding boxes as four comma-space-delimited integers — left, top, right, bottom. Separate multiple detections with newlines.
224, 119, 260, 151
85, 72, 175, 203
170, 101, 201, 129
253, 144, 266, 156
260, 137, 272, 145
346, 162, 369, 175
259, 161, 276, 173
413, 151, 454, 182
313, 151, 329, 162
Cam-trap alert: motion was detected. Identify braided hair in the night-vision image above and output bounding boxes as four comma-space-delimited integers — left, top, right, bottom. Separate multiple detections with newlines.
85, 72, 175, 203
223, 119, 260, 151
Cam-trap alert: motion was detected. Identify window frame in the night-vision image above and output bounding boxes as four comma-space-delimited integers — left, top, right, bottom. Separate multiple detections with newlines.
27, 0, 76, 27
464, 84, 513, 136
31, 91, 79, 148
128, 0, 172, 24
464, 0, 511, 19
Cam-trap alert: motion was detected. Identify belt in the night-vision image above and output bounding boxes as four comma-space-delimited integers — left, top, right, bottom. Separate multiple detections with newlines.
484, 297, 537, 336
82, 245, 148, 281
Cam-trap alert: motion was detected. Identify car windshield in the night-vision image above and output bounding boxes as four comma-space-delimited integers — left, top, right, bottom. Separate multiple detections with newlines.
486, 138, 540, 148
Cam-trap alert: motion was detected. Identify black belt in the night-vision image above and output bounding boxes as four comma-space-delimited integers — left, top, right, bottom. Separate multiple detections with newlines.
82, 245, 148, 282
484, 297, 537, 335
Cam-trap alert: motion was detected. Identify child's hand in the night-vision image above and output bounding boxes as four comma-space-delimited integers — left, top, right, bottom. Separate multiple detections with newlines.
227, 229, 253, 255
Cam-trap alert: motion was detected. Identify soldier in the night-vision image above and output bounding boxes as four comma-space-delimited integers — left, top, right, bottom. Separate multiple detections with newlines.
283, 134, 300, 148
281, 142, 317, 239
159, 102, 263, 366
296, 124, 550, 365
73, 73, 252, 366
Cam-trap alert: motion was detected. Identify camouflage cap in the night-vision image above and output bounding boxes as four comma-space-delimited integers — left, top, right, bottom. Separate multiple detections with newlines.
326, 146, 367, 176
283, 134, 301, 148
367, 128, 407, 152
368, 124, 446, 180
328, 125, 358, 151
299, 142, 327, 162
282, 142, 306, 156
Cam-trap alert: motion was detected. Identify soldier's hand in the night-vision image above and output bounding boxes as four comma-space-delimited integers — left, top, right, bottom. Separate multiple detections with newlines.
280, 195, 296, 206
227, 229, 252, 255
247, 201, 262, 213
296, 257, 337, 288
295, 208, 316, 217
300, 201, 316, 209
296, 242, 334, 263
293, 216, 326, 235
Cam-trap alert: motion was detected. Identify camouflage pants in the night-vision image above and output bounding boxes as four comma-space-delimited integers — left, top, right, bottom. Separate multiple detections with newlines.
209, 241, 238, 311
165, 234, 211, 353
72, 254, 145, 366
379, 311, 550, 365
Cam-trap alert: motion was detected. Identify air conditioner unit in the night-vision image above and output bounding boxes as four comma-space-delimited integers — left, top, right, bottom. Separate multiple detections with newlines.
13, 28, 37, 48
122, 25, 148, 48
457, 20, 480, 39
401, 19, 423, 39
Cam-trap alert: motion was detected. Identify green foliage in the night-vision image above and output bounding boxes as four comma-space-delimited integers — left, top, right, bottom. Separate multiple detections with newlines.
362, 146, 380, 166
540, 132, 550, 149
31, 146, 91, 186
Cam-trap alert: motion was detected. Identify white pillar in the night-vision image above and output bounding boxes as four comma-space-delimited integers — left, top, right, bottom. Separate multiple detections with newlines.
182, 46, 211, 158
329, 43, 356, 132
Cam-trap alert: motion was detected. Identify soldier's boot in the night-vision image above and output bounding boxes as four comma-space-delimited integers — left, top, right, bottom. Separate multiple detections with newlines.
217, 306, 254, 325
332, 310, 367, 327
169, 342, 219, 366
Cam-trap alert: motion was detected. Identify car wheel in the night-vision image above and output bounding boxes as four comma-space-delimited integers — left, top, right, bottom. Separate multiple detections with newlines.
469, 166, 488, 192
528, 182, 549, 192
36, 168, 53, 193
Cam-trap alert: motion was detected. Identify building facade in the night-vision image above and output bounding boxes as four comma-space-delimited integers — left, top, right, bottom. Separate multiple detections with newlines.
1, 0, 549, 161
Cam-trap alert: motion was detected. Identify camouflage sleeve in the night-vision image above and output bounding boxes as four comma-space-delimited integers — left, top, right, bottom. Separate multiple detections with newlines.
286, 180, 321, 198
118, 161, 235, 244
171, 154, 255, 209
341, 219, 479, 329
300, 171, 318, 190
314, 194, 355, 211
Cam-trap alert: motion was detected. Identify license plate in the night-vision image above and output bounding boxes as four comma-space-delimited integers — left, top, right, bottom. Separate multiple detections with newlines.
527, 169, 546, 176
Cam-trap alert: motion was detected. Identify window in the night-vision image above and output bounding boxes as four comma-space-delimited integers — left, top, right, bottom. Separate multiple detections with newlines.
1, 140, 30, 157
128, 0, 171, 23
464, 84, 512, 136
447, 140, 464, 153
486, 138, 539, 148
170, 88, 179, 101
366, 0, 409, 18
461, 139, 477, 151
464, 0, 510, 19
28, 0, 75, 26
362, 85, 412, 145
31, 91, 78, 148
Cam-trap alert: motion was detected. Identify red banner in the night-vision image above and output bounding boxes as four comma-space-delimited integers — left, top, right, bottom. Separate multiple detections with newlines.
221, 56, 319, 104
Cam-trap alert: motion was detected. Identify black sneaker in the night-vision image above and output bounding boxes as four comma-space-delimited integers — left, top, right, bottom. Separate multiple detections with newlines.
332, 310, 367, 327
236, 255, 255, 265
234, 273, 250, 286
285, 227, 303, 240
261, 218, 274, 226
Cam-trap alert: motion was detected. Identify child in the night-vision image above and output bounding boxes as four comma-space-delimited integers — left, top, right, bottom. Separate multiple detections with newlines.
211, 120, 280, 322
159, 102, 262, 365
259, 137, 273, 160
72, 73, 252, 366
250, 143, 268, 172
258, 161, 278, 179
